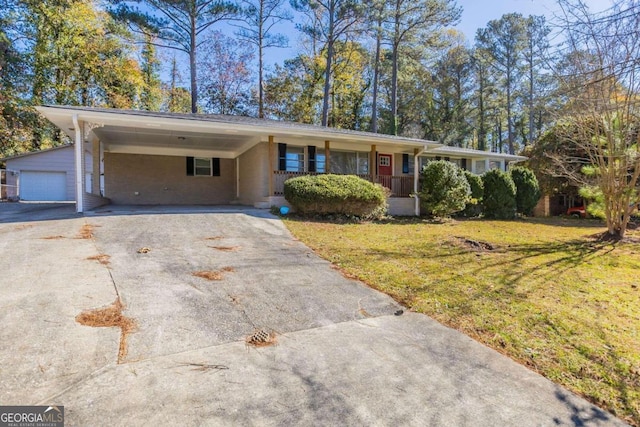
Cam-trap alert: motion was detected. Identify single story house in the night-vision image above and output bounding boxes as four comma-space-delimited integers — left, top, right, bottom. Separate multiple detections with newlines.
30, 105, 525, 215
2, 144, 93, 202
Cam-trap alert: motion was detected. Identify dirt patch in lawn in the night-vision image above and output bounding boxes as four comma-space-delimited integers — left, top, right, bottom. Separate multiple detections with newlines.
75, 298, 136, 364
455, 236, 496, 251
192, 267, 235, 281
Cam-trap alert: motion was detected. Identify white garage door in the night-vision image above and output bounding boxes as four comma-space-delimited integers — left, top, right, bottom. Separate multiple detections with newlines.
20, 171, 68, 201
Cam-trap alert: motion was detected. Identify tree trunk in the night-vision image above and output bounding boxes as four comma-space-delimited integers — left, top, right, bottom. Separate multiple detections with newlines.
390, 40, 399, 136
506, 62, 514, 154
370, 18, 382, 133
258, 2, 265, 119
190, 14, 198, 114
321, 3, 335, 127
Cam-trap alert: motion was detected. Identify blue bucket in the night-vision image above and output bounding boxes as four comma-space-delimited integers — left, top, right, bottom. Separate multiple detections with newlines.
279, 206, 290, 215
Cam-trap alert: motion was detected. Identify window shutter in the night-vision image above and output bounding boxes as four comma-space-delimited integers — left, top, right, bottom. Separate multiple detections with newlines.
461, 158, 467, 170
444, 157, 450, 162
186, 157, 194, 176
435, 156, 441, 161
308, 146, 316, 172
278, 143, 287, 171
402, 154, 409, 174
212, 158, 220, 176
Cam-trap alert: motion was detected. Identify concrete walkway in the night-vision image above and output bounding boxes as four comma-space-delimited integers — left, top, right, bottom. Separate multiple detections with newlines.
0, 204, 628, 426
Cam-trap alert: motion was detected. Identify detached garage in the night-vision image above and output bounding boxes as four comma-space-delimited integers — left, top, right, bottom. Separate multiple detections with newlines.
2, 145, 93, 202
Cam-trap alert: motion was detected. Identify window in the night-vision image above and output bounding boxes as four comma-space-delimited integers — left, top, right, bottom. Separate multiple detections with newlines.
379, 156, 390, 167
186, 157, 221, 176
402, 154, 415, 174
475, 160, 486, 174
316, 153, 326, 173
195, 158, 212, 176
331, 151, 369, 175
489, 160, 502, 170
285, 146, 304, 172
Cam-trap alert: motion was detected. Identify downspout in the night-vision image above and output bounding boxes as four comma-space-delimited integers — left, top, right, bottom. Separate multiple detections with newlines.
72, 114, 84, 213
413, 145, 428, 216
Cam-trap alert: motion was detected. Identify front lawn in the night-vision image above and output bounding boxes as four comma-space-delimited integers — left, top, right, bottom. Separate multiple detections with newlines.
284, 216, 640, 425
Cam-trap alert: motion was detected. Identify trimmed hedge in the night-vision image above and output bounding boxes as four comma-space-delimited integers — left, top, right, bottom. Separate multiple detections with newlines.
284, 174, 388, 218
462, 170, 484, 217
419, 160, 471, 218
482, 169, 517, 219
510, 166, 541, 216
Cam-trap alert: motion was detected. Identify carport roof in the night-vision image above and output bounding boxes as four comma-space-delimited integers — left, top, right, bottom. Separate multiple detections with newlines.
35, 105, 527, 161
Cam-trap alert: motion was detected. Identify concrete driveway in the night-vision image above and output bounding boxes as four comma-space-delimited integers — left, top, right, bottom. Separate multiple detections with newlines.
0, 203, 628, 426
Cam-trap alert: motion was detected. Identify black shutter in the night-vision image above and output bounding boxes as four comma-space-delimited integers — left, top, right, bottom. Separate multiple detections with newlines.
186, 157, 194, 176
212, 158, 220, 176
402, 153, 409, 174
278, 143, 287, 171
461, 158, 468, 170
444, 157, 450, 162
435, 156, 441, 161
308, 146, 316, 172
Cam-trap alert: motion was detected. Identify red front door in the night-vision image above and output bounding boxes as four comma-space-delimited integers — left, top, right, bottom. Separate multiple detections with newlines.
378, 153, 392, 176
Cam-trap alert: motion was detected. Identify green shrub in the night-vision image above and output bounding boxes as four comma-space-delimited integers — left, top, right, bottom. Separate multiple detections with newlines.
510, 166, 541, 216
419, 160, 471, 218
482, 169, 517, 219
461, 170, 484, 217
284, 174, 388, 219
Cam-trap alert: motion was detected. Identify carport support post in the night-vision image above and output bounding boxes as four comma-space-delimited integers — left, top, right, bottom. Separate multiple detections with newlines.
414, 146, 427, 216
268, 135, 275, 196
370, 145, 377, 183
324, 140, 330, 173
73, 114, 84, 213
92, 139, 100, 195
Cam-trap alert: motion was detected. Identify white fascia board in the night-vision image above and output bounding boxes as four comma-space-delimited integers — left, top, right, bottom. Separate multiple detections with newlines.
104, 144, 239, 159
36, 106, 440, 149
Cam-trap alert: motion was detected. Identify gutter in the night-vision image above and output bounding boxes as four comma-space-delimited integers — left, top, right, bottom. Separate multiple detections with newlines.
72, 114, 84, 213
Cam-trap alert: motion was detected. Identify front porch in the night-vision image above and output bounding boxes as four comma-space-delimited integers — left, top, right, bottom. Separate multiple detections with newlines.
272, 171, 414, 198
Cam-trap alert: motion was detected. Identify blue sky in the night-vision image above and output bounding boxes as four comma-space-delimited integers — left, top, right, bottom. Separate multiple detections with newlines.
166, 0, 615, 83
258, 0, 614, 68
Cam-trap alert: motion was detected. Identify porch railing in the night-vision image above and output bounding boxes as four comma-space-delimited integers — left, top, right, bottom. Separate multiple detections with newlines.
273, 171, 413, 198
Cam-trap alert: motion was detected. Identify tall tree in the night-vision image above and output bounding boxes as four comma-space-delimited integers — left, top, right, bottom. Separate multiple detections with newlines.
108, 0, 240, 113
523, 15, 551, 146
264, 54, 324, 123
475, 13, 527, 154
198, 31, 255, 115
234, 0, 291, 118
140, 34, 162, 111
548, 0, 640, 239
291, 0, 364, 126
386, 0, 460, 135
164, 55, 191, 113
367, 0, 389, 133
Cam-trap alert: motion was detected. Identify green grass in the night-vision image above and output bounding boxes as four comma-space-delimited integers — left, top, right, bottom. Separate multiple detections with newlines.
284, 216, 640, 425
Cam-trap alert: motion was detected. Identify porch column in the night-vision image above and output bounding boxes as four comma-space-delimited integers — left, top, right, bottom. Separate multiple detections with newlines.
370, 144, 377, 182
414, 148, 421, 216
500, 159, 506, 171
471, 159, 477, 174
91, 138, 100, 195
72, 114, 84, 213
268, 135, 275, 196
324, 140, 330, 173
485, 159, 490, 172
